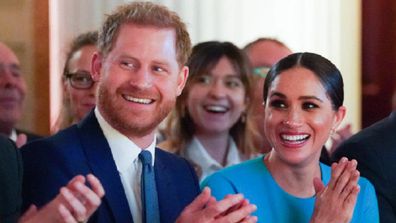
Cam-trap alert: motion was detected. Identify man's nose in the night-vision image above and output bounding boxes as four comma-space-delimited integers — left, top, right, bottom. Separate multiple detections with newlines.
130, 67, 153, 89
0, 65, 18, 87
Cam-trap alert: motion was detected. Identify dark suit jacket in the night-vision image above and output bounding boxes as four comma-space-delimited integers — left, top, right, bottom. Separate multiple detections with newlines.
16, 128, 41, 142
0, 135, 22, 223
333, 112, 396, 223
21, 112, 200, 223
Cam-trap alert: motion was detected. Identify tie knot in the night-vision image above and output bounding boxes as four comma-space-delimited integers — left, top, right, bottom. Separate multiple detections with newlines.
139, 150, 152, 166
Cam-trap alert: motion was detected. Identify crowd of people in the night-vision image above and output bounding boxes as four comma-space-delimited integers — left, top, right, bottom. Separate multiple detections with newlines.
0, 1, 394, 223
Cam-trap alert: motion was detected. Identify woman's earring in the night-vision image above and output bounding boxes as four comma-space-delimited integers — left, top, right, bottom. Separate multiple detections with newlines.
330, 128, 336, 136
241, 112, 246, 123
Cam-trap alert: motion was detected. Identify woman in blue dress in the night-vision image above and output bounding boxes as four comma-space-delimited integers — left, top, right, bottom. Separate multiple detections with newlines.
202, 52, 379, 223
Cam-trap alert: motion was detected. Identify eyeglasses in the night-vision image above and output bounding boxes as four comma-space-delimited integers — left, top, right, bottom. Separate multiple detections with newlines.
65, 71, 95, 89
252, 66, 271, 78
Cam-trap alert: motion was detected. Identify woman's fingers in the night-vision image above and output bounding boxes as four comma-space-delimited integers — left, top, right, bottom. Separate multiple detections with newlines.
327, 157, 348, 190
340, 170, 360, 201
333, 160, 357, 194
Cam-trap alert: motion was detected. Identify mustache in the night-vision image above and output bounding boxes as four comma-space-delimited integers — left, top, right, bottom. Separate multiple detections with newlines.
115, 84, 159, 100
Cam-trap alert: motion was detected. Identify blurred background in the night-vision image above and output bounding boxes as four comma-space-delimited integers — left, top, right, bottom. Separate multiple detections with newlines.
1, 0, 394, 136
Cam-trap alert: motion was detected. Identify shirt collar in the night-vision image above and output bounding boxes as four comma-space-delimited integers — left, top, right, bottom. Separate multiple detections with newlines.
9, 129, 17, 142
94, 108, 156, 172
186, 136, 242, 172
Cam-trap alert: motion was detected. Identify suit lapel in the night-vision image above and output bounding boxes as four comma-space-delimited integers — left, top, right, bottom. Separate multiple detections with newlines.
78, 112, 133, 223
155, 149, 180, 221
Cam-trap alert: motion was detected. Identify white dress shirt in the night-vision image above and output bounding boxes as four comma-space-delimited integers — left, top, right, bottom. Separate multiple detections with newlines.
95, 108, 156, 223
184, 136, 243, 182
9, 129, 17, 142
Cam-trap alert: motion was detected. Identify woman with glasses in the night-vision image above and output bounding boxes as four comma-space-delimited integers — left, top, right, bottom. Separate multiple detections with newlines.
52, 31, 98, 133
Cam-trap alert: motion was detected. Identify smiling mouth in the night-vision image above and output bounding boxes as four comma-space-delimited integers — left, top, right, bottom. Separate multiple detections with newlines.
122, 95, 153, 104
280, 134, 310, 144
204, 105, 229, 113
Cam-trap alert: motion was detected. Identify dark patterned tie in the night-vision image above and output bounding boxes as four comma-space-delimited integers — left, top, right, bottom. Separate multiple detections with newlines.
139, 150, 160, 223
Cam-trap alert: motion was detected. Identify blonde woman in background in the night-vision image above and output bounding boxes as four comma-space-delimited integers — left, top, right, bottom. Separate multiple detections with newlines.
52, 31, 98, 133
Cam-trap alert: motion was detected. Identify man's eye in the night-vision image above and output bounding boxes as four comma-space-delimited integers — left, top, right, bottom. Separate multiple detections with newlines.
12, 70, 22, 77
153, 66, 165, 73
10, 65, 21, 77
120, 61, 135, 69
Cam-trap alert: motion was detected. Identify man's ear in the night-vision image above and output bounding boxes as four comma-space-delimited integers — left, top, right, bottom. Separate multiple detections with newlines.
91, 52, 103, 82
176, 66, 189, 96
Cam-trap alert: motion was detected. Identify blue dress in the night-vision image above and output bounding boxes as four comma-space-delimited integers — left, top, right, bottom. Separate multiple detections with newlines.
201, 156, 379, 223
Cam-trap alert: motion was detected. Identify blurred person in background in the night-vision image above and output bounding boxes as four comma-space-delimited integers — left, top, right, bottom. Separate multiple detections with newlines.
333, 91, 396, 222
244, 38, 292, 153
0, 42, 40, 147
0, 134, 104, 223
52, 31, 98, 133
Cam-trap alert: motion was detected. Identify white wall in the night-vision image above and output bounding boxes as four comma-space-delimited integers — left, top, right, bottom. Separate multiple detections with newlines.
50, 0, 361, 131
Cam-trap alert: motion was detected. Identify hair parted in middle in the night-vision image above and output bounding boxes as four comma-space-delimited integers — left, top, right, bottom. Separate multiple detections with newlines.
264, 52, 344, 111
164, 41, 258, 156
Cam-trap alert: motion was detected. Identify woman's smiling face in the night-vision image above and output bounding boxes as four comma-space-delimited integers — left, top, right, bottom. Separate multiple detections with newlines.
264, 67, 345, 166
186, 56, 247, 135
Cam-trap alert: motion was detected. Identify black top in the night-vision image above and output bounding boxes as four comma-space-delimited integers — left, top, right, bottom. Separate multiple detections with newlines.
333, 112, 396, 223
0, 135, 22, 223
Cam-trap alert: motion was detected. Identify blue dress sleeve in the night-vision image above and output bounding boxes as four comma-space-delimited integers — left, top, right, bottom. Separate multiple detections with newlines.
359, 178, 379, 223
201, 172, 238, 201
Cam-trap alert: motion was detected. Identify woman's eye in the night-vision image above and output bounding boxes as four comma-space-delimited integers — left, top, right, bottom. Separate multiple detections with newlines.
77, 76, 90, 82
270, 100, 287, 109
303, 102, 319, 110
225, 78, 242, 88
73, 74, 91, 83
197, 75, 211, 85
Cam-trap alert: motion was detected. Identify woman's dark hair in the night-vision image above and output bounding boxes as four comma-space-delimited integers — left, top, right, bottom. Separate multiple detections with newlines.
263, 52, 344, 110
164, 41, 256, 156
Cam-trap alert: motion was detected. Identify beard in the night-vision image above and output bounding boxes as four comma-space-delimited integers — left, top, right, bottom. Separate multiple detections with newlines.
97, 83, 174, 138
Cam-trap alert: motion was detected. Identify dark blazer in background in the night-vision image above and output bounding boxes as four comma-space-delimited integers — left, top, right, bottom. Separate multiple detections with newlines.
0, 135, 22, 223
16, 128, 41, 142
333, 112, 396, 223
21, 111, 200, 223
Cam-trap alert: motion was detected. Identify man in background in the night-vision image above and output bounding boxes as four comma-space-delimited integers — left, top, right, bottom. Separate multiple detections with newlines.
0, 42, 40, 147
333, 110, 396, 222
244, 38, 292, 153
0, 134, 104, 223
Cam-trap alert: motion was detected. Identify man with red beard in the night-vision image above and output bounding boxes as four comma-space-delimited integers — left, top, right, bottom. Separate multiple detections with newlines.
21, 2, 257, 223
0, 42, 41, 147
